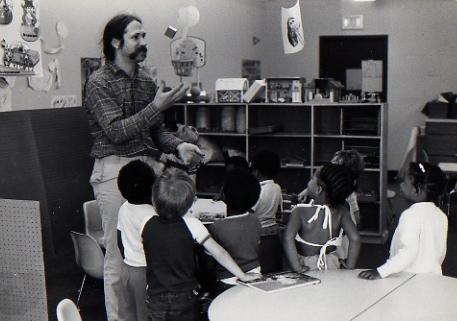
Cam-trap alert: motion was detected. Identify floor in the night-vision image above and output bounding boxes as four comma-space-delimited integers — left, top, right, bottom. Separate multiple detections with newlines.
45, 184, 457, 321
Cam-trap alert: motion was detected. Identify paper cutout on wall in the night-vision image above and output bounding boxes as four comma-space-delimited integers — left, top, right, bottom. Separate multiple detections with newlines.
27, 69, 52, 91
281, 0, 305, 55
0, 77, 12, 111
362, 60, 382, 93
0, 0, 42, 77
346, 68, 362, 90
20, 0, 39, 42
48, 58, 61, 89
41, 21, 68, 54
0, 0, 13, 25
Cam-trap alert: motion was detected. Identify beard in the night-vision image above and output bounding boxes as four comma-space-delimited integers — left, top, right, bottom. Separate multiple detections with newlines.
129, 46, 147, 61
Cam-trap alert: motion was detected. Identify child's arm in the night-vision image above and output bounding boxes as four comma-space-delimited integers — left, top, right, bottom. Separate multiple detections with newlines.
363, 211, 420, 279
340, 210, 361, 269
202, 237, 258, 282
297, 187, 309, 203
283, 209, 307, 272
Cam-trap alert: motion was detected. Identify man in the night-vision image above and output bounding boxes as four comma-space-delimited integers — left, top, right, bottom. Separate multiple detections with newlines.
84, 14, 202, 321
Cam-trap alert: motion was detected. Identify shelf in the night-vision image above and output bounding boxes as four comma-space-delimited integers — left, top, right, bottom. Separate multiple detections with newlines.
313, 134, 381, 139
168, 102, 388, 244
198, 132, 246, 137
202, 162, 225, 167
250, 132, 311, 138
280, 163, 311, 169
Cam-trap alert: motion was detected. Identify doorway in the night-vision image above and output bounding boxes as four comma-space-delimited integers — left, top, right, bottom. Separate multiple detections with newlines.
319, 35, 388, 102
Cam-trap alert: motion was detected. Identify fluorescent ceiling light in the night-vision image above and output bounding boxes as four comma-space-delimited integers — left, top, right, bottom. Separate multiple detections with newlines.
353, 0, 376, 2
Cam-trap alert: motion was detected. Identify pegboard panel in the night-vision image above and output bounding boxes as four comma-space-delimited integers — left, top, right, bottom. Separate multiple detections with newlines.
0, 199, 48, 321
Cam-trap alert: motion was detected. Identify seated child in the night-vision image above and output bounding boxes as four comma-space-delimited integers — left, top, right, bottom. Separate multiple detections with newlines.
208, 168, 262, 294
116, 160, 157, 321
213, 155, 249, 201
298, 149, 364, 225
359, 162, 448, 280
142, 168, 258, 321
284, 163, 361, 271
251, 150, 283, 229
250, 150, 284, 273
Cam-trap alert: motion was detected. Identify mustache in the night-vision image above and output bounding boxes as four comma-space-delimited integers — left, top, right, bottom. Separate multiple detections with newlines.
129, 46, 147, 59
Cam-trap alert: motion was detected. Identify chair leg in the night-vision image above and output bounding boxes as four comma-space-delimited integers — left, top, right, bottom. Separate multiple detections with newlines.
76, 274, 87, 308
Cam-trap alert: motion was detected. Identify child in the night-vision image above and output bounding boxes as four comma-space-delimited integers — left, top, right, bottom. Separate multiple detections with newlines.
142, 168, 258, 321
208, 168, 262, 294
358, 162, 448, 280
251, 150, 283, 229
284, 163, 361, 271
298, 149, 364, 225
250, 150, 284, 273
116, 160, 157, 321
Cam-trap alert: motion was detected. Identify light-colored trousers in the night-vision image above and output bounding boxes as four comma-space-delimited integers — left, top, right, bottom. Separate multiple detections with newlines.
90, 155, 163, 321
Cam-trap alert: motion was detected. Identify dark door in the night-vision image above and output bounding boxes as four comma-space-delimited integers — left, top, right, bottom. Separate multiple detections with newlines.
319, 35, 388, 102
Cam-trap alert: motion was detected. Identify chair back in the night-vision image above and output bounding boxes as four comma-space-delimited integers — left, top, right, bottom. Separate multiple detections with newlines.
83, 200, 102, 232
83, 200, 104, 247
70, 231, 104, 279
56, 298, 83, 321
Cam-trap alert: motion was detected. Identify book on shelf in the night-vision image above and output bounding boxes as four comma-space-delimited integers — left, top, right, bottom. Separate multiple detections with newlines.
237, 271, 321, 293
243, 79, 266, 103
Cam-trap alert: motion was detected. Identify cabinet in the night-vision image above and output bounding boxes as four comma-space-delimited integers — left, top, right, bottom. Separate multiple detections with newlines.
165, 102, 388, 243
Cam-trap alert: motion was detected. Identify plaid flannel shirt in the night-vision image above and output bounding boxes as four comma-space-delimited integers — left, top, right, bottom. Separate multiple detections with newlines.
84, 61, 182, 158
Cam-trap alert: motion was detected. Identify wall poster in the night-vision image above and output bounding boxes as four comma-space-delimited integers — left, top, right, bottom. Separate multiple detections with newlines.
0, 0, 43, 77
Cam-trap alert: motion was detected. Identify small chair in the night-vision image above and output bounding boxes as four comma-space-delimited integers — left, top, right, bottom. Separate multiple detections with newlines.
83, 200, 104, 248
70, 231, 104, 307
56, 298, 83, 321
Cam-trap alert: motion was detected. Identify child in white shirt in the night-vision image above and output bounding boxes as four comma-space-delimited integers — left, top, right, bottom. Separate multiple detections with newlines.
116, 160, 157, 321
358, 162, 448, 280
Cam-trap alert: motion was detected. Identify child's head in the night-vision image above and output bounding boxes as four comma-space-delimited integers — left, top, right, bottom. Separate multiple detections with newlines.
251, 150, 281, 180
152, 168, 196, 221
331, 149, 365, 180
225, 155, 249, 174
117, 160, 155, 205
307, 163, 353, 208
222, 168, 260, 215
401, 162, 446, 205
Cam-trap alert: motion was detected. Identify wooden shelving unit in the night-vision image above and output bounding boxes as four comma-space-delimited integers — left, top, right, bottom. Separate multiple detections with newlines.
166, 102, 388, 243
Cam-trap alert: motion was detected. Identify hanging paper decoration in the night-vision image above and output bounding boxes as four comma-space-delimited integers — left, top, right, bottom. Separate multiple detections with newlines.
0, 0, 42, 76
0, 0, 13, 25
281, 0, 305, 55
177, 5, 200, 38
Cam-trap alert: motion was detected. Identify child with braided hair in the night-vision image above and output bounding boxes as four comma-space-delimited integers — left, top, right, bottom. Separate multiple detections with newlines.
284, 163, 361, 272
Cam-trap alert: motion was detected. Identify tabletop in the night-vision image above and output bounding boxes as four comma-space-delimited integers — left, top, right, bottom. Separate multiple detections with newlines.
208, 269, 457, 321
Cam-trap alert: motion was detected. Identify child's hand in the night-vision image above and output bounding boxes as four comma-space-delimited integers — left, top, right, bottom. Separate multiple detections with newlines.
239, 272, 262, 283
339, 259, 349, 269
297, 188, 308, 203
358, 269, 381, 280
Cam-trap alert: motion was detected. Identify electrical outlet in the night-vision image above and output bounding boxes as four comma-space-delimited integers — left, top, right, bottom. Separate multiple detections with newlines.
51, 95, 77, 108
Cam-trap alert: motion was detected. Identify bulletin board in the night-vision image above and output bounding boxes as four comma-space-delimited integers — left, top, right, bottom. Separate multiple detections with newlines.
0, 0, 43, 76
0, 199, 48, 321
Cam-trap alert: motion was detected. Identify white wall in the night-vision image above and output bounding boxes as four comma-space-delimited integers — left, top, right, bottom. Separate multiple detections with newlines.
10, 0, 268, 109
262, 0, 457, 169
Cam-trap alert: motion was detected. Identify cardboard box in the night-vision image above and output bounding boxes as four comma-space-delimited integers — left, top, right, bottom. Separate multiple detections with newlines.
421, 101, 448, 119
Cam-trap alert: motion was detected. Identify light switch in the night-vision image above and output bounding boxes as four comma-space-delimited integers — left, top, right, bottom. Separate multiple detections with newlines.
342, 15, 364, 30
